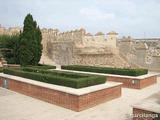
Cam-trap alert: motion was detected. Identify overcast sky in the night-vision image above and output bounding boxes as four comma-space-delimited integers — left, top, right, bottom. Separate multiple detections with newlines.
0, 0, 160, 38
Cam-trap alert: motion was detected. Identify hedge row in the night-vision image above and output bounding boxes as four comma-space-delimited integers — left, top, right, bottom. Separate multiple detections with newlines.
0, 68, 3, 73
22, 67, 89, 78
61, 65, 148, 76
3, 68, 106, 89
26, 64, 56, 70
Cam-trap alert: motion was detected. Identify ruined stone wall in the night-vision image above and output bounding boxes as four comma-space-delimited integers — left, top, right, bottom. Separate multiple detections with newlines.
119, 37, 160, 71
83, 31, 118, 49
74, 54, 129, 68
40, 28, 128, 67
52, 42, 74, 65
0, 24, 22, 35
0, 24, 130, 68
83, 34, 107, 47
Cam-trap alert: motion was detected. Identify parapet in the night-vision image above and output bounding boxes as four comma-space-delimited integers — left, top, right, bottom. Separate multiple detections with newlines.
41, 28, 59, 34
107, 30, 118, 35
121, 36, 133, 42
85, 33, 93, 36
79, 28, 86, 34
135, 42, 148, 50
95, 32, 105, 36
57, 28, 86, 37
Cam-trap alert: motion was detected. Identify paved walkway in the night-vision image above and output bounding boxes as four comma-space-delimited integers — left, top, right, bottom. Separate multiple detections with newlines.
0, 77, 160, 120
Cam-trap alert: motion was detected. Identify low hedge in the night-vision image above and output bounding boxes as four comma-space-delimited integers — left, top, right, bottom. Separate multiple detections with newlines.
0, 68, 3, 73
3, 68, 106, 89
22, 67, 89, 78
61, 65, 148, 76
26, 64, 56, 70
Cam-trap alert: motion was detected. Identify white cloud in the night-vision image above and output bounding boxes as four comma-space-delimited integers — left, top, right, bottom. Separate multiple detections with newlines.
80, 8, 115, 21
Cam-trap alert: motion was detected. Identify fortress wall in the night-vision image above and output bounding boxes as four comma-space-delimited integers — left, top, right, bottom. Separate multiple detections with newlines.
41, 29, 59, 56
0, 26, 7, 35
74, 54, 129, 68
134, 49, 147, 66
119, 37, 160, 71
7, 27, 22, 35
119, 39, 134, 57
94, 35, 105, 41
83, 35, 107, 47
147, 56, 160, 71
56, 29, 85, 42
107, 35, 118, 48
3, 24, 157, 69
0, 25, 22, 36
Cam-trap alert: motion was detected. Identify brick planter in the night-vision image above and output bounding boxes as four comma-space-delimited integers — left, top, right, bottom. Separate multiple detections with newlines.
0, 73, 122, 111
3, 64, 20, 68
132, 92, 160, 120
57, 69, 158, 89
107, 75, 157, 89
133, 108, 159, 120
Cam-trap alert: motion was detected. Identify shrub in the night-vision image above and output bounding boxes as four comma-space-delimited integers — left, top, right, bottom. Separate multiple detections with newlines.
61, 65, 148, 76
0, 34, 19, 64
3, 68, 106, 89
0, 68, 3, 73
26, 64, 56, 70
22, 67, 89, 78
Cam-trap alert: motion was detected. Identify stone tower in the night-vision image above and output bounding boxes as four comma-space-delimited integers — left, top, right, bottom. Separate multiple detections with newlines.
107, 30, 118, 48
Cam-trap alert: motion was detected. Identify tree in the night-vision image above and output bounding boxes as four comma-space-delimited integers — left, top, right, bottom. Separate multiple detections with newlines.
17, 13, 42, 66
0, 34, 19, 64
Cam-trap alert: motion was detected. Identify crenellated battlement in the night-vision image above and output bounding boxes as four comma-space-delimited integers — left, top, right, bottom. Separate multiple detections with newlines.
0, 24, 22, 35
0, 24, 118, 48
121, 36, 133, 42
0, 24, 119, 62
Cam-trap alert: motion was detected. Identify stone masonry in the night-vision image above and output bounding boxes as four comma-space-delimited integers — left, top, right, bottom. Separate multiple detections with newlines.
1, 24, 160, 70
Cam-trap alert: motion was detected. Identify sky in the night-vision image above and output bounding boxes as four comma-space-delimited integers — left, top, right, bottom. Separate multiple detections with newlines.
0, 0, 160, 38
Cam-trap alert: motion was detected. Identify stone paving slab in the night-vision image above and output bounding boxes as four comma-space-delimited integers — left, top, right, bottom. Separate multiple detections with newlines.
133, 91, 160, 113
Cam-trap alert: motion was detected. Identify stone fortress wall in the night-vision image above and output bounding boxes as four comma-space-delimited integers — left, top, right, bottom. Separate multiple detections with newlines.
0, 24, 22, 35
119, 36, 160, 71
0, 24, 160, 71
40, 27, 127, 68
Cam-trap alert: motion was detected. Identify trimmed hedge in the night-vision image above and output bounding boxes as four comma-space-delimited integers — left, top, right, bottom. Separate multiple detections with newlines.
26, 64, 56, 70
61, 65, 148, 76
22, 67, 89, 78
3, 68, 106, 89
0, 68, 3, 73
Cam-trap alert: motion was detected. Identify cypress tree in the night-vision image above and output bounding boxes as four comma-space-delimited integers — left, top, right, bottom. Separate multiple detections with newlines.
17, 13, 42, 66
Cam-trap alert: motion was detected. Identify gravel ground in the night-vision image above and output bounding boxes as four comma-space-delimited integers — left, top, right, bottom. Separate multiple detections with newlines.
0, 77, 159, 120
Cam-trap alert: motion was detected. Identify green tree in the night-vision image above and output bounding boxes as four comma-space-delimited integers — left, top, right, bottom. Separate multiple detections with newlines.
0, 34, 19, 64
17, 13, 42, 66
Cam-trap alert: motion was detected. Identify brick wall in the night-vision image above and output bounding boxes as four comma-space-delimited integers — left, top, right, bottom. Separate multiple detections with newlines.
3, 64, 20, 68
78, 85, 121, 111
133, 108, 157, 120
0, 77, 121, 111
0, 77, 2, 87
140, 76, 157, 89
107, 75, 157, 89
